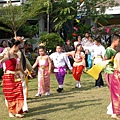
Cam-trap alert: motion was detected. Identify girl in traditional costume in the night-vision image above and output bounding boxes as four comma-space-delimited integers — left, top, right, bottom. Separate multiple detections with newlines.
110, 43, 120, 120
32, 46, 52, 96
66, 44, 85, 88
104, 34, 120, 115
0, 39, 24, 118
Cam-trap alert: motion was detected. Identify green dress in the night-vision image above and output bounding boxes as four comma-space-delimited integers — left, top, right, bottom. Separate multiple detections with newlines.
104, 47, 116, 74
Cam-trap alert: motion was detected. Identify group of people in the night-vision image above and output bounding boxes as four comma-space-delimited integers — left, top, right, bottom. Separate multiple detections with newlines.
1, 33, 120, 120
0, 35, 87, 118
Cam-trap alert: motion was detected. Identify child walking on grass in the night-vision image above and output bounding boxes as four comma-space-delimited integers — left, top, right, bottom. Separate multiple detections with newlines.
32, 46, 52, 96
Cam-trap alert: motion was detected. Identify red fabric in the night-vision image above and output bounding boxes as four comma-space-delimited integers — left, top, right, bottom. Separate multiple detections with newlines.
2, 74, 24, 114
72, 65, 84, 81
111, 70, 120, 115
5, 58, 16, 71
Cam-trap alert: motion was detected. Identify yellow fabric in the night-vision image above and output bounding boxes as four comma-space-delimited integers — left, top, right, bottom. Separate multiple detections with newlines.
25, 69, 32, 98
95, 56, 102, 58
86, 57, 114, 80
114, 59, 117, 69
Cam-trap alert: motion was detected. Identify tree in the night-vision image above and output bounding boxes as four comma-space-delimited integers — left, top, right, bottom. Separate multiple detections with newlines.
51, 0, 119, 31
0, 0, 47, 37
51, 0, 77, 31
21, 23, 39, 39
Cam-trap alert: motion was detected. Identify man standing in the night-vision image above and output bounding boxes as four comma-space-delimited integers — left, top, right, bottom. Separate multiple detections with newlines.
92, 37, 106, 87
50, 44, 72, 93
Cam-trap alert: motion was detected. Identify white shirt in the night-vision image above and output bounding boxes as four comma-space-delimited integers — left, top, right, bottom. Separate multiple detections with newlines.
82, 37, 91, 47
91, 44, 105, 64
92, 44, 105, 58
50, 52, 72, 72
74, 41, 81, 48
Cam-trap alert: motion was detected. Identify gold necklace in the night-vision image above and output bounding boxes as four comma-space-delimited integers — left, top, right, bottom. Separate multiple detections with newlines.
40, 56, 43, 59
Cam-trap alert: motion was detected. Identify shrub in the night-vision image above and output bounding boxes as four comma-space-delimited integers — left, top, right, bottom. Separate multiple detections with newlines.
39, 33, 64, 54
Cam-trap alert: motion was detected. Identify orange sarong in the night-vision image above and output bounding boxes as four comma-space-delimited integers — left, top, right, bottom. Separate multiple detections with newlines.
2, 74, 24, 114
72, 65, 84, 81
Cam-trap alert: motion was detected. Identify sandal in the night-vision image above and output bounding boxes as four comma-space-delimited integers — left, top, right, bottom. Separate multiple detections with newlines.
111, 114, 120, 120
15, 114, 24, 118
9, 112, 14, 117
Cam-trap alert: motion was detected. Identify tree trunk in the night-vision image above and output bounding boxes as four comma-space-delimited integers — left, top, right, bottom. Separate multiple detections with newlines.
14, 31, 17, 37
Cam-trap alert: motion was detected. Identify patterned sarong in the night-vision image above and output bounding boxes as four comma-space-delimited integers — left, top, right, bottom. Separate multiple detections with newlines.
111, 70, 120, 115
2, 74, 24, 114
38, 66, 50, 94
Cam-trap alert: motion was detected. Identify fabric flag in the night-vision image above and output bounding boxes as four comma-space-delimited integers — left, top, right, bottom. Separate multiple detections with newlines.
86, 57, 114, 79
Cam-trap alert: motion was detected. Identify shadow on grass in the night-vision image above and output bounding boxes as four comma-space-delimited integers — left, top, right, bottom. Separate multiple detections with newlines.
27, 81, 105, 104
27, 89, 84, 104
26, 99, 102, 118
29, 88, 38, 92
27, 94, 75, 104
23, 116, 47, 120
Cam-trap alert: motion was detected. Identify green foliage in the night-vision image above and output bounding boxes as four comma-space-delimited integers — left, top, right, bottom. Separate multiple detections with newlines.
80, 0, 119, 23
27, 38, 37, 44
21, 23, 39, 38
0, 26, 12, 33
39, 33, 64, 53
0, 0, 47, 36
75, 23, 93, 37
51, 0, 119, 31
51, 0, 77, 31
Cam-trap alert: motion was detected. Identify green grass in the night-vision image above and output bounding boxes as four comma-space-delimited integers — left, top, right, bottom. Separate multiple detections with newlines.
0, 73, 112, 120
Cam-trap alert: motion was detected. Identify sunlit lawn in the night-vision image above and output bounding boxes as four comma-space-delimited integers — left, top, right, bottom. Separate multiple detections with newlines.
0, 73, 112, 120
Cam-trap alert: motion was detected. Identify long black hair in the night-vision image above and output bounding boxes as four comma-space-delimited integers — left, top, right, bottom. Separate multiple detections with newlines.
75, 43, 82, 52
0, 40, 6, 47
8, 38, 21, 48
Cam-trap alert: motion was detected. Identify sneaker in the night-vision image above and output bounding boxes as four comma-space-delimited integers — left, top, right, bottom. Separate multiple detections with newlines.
57, 88, 63, 93
75, 83, 81, 88
45, 92, 51, 96
78, 83, 81, 88
35, 93, 41, 97
95, 86, 99, 88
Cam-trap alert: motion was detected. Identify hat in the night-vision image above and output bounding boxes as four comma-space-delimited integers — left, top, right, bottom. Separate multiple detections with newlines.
14, 36, 26, 43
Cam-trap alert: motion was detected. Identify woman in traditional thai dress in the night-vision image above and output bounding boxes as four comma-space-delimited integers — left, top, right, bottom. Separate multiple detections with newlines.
66, 44, 85, 88
0, 39, 24, 118
32, 46, 52, 96
104, 34, 120, 115
110, 44, 120, 120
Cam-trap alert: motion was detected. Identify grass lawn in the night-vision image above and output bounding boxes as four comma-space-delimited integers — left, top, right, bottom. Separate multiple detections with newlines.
0, 73, 112, 120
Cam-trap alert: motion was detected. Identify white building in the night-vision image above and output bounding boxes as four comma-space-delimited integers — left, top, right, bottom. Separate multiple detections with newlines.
0, 0, 25, 5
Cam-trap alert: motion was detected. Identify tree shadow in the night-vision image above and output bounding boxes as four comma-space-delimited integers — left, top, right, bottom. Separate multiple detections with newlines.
27, 94, 75, 104
26, 98, 102, 118
29, 88, 38, 92
27, 89, 84, 104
